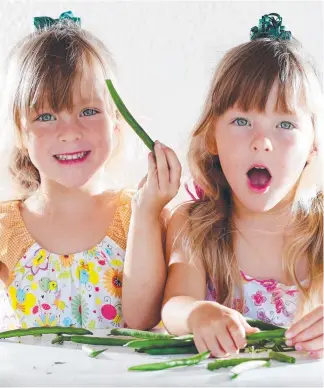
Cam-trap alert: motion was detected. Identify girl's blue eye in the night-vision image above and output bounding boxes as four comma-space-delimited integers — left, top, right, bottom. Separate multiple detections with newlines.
232, 117, 250, 126
80, 108, 98, 117
37, 113, 56, 122
278, 121, 295, 130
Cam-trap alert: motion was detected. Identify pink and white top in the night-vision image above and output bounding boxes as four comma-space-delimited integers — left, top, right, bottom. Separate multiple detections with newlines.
206, 270, 301, 327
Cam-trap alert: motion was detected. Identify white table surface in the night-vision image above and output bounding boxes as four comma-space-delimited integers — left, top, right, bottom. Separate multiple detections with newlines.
0, 330, 323, 387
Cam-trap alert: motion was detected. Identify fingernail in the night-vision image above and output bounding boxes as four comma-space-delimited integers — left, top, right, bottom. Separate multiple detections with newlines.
285, 340, 292, 346
155, 141, 161, 148
285, 331, 292, 339
295, 344, 302, 351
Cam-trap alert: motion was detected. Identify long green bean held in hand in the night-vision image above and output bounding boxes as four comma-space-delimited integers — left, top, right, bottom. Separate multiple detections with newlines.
128, 351, 211, 371
109, 328, 174, 340
52, 335, 130, 346
0, 326, 92, 339
245, 319, 284, 331
246, 328, 286, 341
230, 360, 271, 379
106, 79, 155, 152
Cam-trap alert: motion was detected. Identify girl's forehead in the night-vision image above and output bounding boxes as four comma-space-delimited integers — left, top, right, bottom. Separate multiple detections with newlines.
73, 66, 108, 103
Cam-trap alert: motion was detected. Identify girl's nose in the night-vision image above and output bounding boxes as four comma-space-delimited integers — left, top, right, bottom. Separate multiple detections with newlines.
250, 132, 273, 152
57, 121, 82, 142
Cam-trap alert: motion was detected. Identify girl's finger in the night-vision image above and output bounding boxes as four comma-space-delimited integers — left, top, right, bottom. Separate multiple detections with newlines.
227, 320, 247, 350
286, 305, 324, 339
286, 318, 323, 346
238, 314, 260, 335
154, 141, 169, 191
146, 152, 157, 186
206, 336, 228, 358
216, 326, 239, 355
137, 174, 147, 190
309, 349, 324, 359
163, 146, 182, 187
201, 329, 227, 358
193, 332, 208, 354
294, 335, 323, 352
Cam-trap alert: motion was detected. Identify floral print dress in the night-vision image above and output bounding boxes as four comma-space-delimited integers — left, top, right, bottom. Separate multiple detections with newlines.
206, 270, 302, 327
0, 191, 133, 331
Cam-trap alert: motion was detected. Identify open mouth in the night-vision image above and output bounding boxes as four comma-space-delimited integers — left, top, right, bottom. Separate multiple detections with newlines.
53, 151, 91, 164
247, 165, 272, 193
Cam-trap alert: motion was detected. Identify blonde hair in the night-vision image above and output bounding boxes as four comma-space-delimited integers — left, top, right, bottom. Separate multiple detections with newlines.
183, 38, 323, 318
0, 19, 140, 201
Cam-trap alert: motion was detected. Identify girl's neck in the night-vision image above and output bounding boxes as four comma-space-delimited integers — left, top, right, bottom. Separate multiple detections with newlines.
25, 178, 113, 218
233, 198, 293, 236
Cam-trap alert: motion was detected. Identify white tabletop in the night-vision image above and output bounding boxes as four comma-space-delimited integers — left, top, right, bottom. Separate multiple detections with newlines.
0, 330, 323, 387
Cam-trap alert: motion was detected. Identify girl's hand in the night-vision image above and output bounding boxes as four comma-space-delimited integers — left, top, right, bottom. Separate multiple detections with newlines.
187, 301, 259, 358
285, 305, 324, 359
133, 141, 181, 217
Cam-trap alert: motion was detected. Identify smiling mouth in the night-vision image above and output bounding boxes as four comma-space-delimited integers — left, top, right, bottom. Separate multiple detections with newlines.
53, 151, 91, 164
53, 151, 90, 161
247, 166, 272, 192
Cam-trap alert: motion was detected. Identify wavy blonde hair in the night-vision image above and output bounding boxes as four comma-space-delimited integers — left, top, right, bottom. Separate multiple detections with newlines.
183, 38, 323, 318
0, 19, 140, 201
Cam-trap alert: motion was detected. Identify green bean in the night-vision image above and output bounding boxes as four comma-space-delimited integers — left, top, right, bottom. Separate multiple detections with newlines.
52, 335, 130, 346
207, 357, 270, 371
246, 319, 284, 331
109, 328, 174, 340
128, 351, 210, 371
106, 79, 155, 152
247, 328, 286, 341
0, 326, 92, 339
230, 360, 271, 379
125, 338, 194, 350
89, 348, 108, 358
269, 351, 296, 363
141, 345, 198, 355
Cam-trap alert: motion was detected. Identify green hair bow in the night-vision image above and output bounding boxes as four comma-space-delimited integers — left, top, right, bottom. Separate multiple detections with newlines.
34, 10, 81, 30
250, 13, 292, 41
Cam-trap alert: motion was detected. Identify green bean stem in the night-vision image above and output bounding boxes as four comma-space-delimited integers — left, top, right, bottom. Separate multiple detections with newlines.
0, 326, 92, 339
52, 335, 130, 346
106, 79, 155, 152
269, 351, 296, 363
128, 351, 211, 371
88, 348, 108, 358
109, 328, 174, 340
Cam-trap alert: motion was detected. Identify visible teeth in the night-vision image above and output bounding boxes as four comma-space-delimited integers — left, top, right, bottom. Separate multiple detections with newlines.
55, 152, 87, 161
255, 167, 265, 170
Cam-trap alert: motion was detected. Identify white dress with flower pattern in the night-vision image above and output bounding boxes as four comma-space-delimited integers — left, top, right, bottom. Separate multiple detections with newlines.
0, 191, 133, 331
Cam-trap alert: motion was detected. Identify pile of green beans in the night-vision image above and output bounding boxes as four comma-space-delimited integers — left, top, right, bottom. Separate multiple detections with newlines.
0, 321, 296, 373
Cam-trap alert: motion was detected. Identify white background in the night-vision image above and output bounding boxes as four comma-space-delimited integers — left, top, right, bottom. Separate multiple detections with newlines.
0, 0, 323, 195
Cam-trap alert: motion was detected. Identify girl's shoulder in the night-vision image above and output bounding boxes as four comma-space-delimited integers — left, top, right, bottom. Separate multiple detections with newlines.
0, 200, 22, 229
106, 189, 135, 251
0, 200, 35, 282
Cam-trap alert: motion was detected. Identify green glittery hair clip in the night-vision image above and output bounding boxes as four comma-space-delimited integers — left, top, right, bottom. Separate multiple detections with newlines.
250, 13, 292, 41
34, 10, 81, 30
